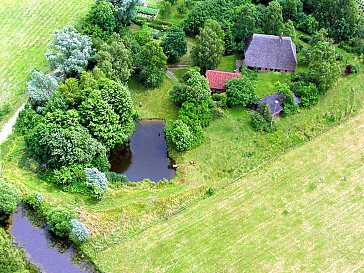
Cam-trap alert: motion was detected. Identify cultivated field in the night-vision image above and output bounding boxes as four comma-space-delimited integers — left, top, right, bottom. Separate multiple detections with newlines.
95, 108, 364, 272
0, 0, 92, 127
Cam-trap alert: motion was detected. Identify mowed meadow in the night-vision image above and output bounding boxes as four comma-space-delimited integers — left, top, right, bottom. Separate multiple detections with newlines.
95, 109, 364, 272
0, 0, 92, 127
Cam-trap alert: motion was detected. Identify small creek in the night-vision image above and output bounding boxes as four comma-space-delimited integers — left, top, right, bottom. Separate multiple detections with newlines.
9, 206, 91, 273
109, 120, 176, 182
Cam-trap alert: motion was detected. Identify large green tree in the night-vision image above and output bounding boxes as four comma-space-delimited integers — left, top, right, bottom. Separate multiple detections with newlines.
135, 42, 167, 87
225, 76, 258, 107
95, 33, 133, 83
191, 20, 225, 72
233, 4, 257, 41
160, 26, 187, 63
277, 0, 302, 21
308, 38, 341, 92
312, 0, 358, 41
169, 68, 211, 106
262, 1, 283, 35
85, 0, 117, 36
79, 90, 126, 150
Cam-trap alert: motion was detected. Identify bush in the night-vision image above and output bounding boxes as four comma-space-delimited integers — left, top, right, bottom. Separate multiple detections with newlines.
169, 68, 211, 106
85, 168, 108, 200
105, 172, 128, 187
211, 93, 227, 109
51, 164, 86, 187
165, 120, 198, 152
69, 219, 90, 244
14, 105, 43, 135
251, 103, 275, 133
46, 208, 75, 238
291, 81, 319, 108
24, 192, 43, 212
211, 107, 227, 119
275, 81, 298, 116
178, 100, 212, 128
226, 77, 258, 107
0, 180, 20, 216
0, 103, 11, 120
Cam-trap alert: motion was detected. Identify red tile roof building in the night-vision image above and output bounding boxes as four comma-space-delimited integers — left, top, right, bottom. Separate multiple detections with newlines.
205, 70, 241, 93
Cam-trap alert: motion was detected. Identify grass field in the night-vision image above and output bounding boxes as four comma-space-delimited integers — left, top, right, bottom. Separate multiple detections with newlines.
0, 0, 92, 127
95, 109, 364, 272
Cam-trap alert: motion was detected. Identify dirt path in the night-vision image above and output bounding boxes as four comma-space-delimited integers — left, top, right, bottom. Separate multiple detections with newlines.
0, 104, 25, 145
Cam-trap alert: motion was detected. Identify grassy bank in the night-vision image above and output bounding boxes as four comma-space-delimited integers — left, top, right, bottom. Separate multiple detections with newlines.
0, 0, 92, 128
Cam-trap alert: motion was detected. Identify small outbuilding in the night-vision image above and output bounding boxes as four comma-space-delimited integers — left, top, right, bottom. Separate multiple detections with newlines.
244, 34, 297, 73
258, 92, 301, 116
205, 70, 241, 93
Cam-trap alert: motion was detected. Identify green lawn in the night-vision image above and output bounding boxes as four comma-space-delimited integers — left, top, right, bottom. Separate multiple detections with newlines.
95, 108, 364, 272
216, 54, 240, 72
256, 72, 291, 98
0, 0, 92, 127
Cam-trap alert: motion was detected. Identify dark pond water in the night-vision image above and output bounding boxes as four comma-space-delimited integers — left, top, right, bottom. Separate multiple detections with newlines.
109, 120, 176, 182
10, 207, 90, 273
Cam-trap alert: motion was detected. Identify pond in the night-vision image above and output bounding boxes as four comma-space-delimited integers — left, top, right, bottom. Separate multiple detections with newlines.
10, 206, 92, 273
109, 120, 176, 182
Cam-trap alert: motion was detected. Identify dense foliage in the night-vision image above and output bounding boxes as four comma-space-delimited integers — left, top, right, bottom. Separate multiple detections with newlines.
161, 26, 188, 63
251, 103, 275, 132
47, 207, 76, 238
84, 0, 117, 37
191, 20, 225, 72
225, 77, 258, 107
85, 167, 108, 200
0, 180, 20, 217
169, 68, 211, 106
27, 70, 59, 112
107, 0, 141, 26
45, 25, 93, 76
95, 33, 133, 83
275, 81, 298, 115
70, 219, 90, 244
178, 100, 212, 128
135, 41, 167, 87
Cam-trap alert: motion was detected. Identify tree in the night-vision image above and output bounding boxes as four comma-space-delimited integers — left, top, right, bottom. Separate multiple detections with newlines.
178, 100, 212, 128
277, 0, 302, 21
135, 42, 167, 87
95, 33, 133, 83
85, 0, 117, 36
78, 90, 126, 150
160, 1, 172, 17
191, 20, 225, 72
26, 122, 108, 170
225, 76, 258, 107
165, 120, 204, 152
169, 68, 211, 106
27, 70, 58, 111
275, 81, 298, 115
45, 25, 94, 76
70, 220, 90, 244
160, 26, 187, 63
107, 0, 141, 26
98, 78, 135, 135
311, 0, 358, 42
46, 208, 76, 238
0, 180, 20, 217
262, 1, 283, 35
233, 4, 257, 41
58, 78, 82, 107
308, 39, 341, 92
85, 168, 108, 200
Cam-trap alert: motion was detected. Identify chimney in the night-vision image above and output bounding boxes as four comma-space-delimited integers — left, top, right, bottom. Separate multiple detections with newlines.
279, 32, 283, 44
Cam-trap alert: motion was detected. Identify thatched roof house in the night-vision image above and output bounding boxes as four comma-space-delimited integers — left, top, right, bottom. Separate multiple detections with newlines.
244, 34, 297, 73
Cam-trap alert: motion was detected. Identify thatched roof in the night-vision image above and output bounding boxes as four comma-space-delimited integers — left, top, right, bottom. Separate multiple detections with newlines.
244, 34, 297, 71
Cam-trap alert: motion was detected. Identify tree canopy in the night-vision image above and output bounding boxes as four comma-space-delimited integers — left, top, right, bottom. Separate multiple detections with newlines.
45, 25, 93, 76
161, 26, 188, 63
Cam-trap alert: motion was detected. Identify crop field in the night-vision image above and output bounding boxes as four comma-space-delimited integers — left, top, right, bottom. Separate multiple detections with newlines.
94, 108, 364, 272
0, 0, 92, 127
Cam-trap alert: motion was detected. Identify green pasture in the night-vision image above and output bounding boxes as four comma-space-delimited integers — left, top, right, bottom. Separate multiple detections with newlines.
95, 107, 364, 272
0, 0, 92, 127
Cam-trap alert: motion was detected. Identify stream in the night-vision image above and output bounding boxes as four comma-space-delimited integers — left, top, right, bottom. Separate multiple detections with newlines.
10, 206, 91, 273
